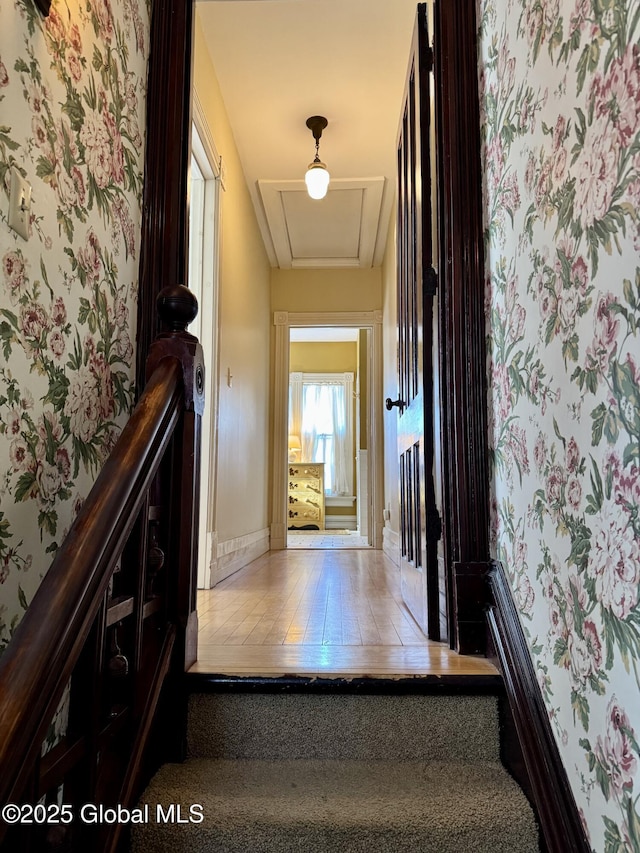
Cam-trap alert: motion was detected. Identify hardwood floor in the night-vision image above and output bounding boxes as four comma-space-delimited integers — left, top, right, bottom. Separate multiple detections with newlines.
191, 549, 498, 678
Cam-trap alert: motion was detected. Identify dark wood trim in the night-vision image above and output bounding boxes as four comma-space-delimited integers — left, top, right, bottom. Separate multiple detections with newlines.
487, 560, 590, 853
136, 0, 195, 395
107, 625, 176, 853
187, 672, 504, 695
452, 561, 490, 655
433, 0, 489, 653
33, 0, 51, 16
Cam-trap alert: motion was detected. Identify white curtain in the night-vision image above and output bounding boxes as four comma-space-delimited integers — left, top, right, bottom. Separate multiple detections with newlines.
289, 373, 354, 496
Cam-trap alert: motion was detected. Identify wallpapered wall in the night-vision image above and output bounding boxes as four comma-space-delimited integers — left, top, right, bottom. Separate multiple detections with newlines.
479, 0, 640, 849
0, 0, 149, 653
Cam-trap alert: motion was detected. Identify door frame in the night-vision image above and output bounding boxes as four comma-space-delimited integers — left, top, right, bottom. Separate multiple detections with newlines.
137, 0, 488, 654
190, 93, 223, 590
272, 311, 384, 551
432, 0, 489, 653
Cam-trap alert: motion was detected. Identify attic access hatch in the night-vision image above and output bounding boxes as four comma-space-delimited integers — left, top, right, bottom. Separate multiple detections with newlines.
258, 177, 385, 269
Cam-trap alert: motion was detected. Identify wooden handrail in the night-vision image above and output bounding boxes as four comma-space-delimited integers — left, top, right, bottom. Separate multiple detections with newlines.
0, 356, 183, 808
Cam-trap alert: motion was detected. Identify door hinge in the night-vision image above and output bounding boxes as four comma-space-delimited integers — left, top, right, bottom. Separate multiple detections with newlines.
425, 266, 438, 296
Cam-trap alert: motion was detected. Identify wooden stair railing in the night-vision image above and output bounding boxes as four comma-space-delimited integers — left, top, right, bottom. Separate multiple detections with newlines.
0, 285, 204, 853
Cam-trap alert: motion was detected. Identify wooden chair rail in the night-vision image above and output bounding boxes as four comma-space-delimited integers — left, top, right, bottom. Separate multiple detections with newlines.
0, 356, 183, 808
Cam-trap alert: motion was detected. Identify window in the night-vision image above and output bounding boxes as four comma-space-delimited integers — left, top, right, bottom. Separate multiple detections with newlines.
289, 372, 354, 496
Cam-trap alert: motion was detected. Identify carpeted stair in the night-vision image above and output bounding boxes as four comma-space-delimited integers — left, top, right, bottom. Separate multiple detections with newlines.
131, 688, 540, 852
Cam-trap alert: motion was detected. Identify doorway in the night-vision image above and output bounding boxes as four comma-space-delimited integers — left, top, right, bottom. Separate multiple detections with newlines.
140, 0, 489, 654
271, 311, 384, 553
286, 327, 372, 550
188, 111, 222, 590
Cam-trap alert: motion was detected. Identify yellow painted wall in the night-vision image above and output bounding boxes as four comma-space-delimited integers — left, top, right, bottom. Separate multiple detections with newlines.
289, 342, 357, 373
271, 267, 382, 530
271, 268, 382, 312
194, 15, 271, 544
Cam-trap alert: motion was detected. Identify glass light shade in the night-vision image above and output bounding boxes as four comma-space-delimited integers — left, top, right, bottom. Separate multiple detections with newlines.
305, 162, 330, 199
288, 434, 301, 451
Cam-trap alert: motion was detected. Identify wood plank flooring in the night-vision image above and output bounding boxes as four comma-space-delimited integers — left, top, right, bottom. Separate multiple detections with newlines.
191, 549, 498, 679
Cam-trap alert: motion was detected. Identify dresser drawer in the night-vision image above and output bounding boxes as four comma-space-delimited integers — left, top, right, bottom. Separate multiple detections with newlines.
287, 462, 325, 530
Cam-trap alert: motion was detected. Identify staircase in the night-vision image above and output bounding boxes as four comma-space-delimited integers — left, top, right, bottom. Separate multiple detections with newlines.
131, 683, 540, 852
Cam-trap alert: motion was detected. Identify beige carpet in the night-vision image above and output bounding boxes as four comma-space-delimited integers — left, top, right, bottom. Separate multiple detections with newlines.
132, 692, 540, 852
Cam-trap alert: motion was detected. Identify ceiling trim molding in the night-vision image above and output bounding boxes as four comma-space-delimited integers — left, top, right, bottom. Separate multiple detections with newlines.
291, 257, 361, 270
283, 311, 382, 327
258, 177, 385, 270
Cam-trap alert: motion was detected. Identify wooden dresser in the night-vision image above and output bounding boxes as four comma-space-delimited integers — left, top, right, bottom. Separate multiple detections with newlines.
287, 463, 325, 530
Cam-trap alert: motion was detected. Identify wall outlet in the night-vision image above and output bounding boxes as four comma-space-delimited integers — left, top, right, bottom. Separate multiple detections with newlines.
8, 167, 32, 241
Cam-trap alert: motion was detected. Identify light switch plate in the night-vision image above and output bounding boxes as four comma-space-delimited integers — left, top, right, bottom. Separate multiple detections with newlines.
8, 167, 32, 241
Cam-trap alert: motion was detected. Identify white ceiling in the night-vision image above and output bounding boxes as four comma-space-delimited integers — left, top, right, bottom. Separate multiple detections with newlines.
196, 0, 419, 269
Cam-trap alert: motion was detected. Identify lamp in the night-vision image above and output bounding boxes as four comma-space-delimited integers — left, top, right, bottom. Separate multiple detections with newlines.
304, 116, 330, 200
288, 434, 302, 462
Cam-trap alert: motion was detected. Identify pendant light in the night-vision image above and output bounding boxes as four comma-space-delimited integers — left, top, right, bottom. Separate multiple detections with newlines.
304, 116, 330, 200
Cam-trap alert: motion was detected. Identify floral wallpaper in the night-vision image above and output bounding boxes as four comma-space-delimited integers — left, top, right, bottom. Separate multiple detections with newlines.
479, 0, 640, 849
0, 0, 149, 654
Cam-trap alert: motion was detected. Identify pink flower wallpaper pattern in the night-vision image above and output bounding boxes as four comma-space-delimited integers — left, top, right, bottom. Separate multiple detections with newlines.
480, 0, 640, 848
0, 0, 149, 670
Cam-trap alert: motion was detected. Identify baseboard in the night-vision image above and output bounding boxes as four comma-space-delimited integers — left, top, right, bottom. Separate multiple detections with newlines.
486, 560, 590, 853
382, 525, 400, 566
325, 515, 357, 530
211, 528, 270, 586
453, 561, 489, 654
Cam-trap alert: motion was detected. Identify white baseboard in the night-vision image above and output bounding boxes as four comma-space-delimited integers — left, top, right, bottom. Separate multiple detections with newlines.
382, 525, 400, 566
325, 515, 357, 530
210, 527, 270, 586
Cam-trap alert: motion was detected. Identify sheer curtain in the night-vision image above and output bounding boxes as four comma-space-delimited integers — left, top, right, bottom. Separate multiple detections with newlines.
289, 373, 354, 496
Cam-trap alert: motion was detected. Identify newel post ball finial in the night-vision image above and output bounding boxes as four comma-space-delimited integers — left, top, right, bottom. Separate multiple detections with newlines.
157, 284, 198, 333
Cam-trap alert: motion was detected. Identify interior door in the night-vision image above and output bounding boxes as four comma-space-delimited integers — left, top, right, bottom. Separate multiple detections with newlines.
391, 3, 442, 640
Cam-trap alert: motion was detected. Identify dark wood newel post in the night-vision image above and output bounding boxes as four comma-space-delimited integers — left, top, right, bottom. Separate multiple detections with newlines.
146, 284, 204, 674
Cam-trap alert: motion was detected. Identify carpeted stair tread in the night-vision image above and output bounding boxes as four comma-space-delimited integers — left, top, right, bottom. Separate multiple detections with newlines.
132, 758, 539, 852
187, 693, 501, 762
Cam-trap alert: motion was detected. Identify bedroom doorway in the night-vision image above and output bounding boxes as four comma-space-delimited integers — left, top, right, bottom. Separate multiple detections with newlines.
270, 310, 383, 553
287, 327, 372, 551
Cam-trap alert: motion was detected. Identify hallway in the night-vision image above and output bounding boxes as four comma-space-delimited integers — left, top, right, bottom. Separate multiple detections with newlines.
191, 549, 497, 679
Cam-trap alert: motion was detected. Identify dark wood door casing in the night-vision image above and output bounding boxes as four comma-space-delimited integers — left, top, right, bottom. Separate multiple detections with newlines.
432, 0, 489, 653
136, 0, 195, 397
